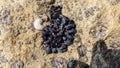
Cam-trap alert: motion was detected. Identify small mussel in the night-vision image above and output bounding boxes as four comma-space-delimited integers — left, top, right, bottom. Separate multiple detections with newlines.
42, 5, 76, 54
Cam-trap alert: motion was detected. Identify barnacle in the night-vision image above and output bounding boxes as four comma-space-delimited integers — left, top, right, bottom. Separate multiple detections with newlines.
42, 5, 76, 54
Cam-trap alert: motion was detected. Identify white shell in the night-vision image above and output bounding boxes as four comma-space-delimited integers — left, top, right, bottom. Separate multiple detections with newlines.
34, 18, 44, 30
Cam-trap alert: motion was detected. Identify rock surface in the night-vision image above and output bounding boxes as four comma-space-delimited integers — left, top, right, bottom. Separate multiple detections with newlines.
0, 0, 120, 68
90, 40, 120, 68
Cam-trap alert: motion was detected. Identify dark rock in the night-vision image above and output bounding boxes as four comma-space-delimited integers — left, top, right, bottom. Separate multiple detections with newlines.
13, 29, 20, 37
90, 40, 120, 68
67, 58, 89, 68
79, 15, 83, 21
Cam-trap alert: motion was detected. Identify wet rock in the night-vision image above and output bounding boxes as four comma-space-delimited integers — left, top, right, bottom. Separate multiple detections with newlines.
6, 16, 12, 25
94, 6, 100, 11
89, 21, 107, 38
74, 34, 81, 44
48, 0, 55, 4
89, 27, 97, 38
41, 60, 46, 68
90, 40, 120, 68
34, 18, 44, 30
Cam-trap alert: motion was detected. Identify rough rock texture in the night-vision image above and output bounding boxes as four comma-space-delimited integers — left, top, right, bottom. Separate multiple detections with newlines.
0, 0, 120, 68
90, 40, 120, 68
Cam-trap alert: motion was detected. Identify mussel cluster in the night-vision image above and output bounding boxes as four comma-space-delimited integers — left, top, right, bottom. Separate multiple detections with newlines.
42, 5, 76, 54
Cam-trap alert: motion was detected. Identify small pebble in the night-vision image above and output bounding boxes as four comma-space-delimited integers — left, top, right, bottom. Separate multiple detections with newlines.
96, 29, 106, 40
79, 15, 83, 21
67, 58, 89, 68
1, 9, 10, 18
77, 45, 86, 57
47, 0, 55, 4
34, 18, 44, 30
87, 7, 94, 15
0, 57, 8, 63
31, 54, 37, 60
13, 30, 20, 37
6, 16, 12, 25
84, 10, 89, 17
27, 23, 33, 29
18, 40, 23, 45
